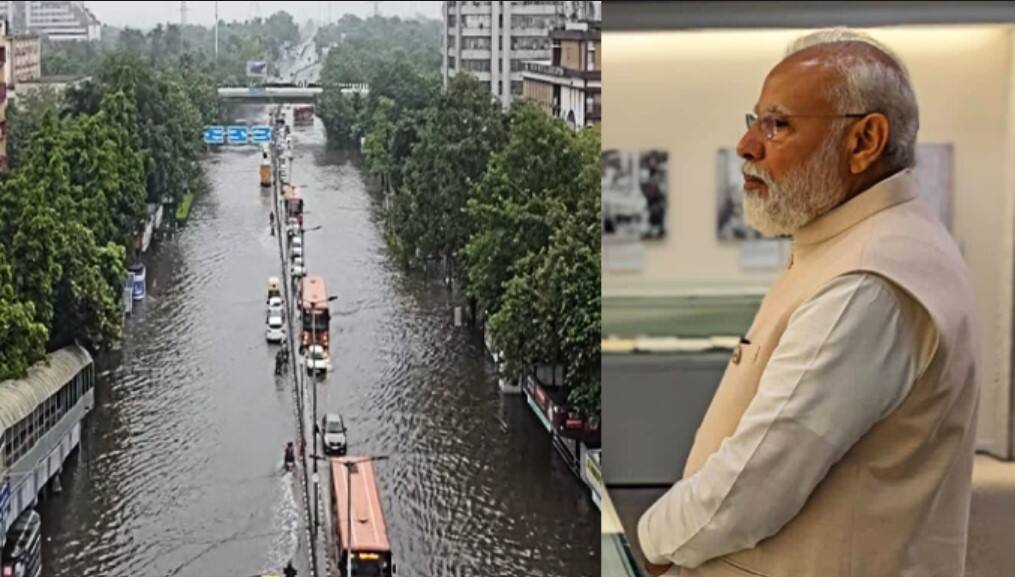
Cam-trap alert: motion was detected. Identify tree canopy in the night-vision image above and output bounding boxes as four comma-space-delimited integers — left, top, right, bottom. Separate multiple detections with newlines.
1, 26, 219, 378
318, 29, 601, 421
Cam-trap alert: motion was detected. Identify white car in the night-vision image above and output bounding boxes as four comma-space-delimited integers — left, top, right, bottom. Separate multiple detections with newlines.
305, 344, 328, 374
266, 296, 285, 319
265, 315, 286, 343
291, 244, 303, 259
291, 256, 306, 278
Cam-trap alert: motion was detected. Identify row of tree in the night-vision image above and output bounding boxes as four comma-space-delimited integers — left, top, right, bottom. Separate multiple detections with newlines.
316, 17, 600, 422
0, 32, 219, 380
42, 12, 300, 86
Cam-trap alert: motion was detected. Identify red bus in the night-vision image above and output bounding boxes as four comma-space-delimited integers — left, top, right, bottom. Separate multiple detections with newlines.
300, 276, 330, 354
330, 457, 394, 576
283, 184, 303, 225
294, 104, 314, 125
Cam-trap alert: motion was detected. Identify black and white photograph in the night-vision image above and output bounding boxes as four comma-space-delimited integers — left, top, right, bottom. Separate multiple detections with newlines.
603, 149, 669, 240
716, 147, 762, 241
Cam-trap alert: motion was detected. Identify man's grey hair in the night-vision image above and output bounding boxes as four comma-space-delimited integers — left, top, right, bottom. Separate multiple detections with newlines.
786, 28, 919, 172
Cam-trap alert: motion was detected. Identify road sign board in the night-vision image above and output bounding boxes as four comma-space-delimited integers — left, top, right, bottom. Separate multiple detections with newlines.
203, 125, 225, 145
227, 126, 249, 144
251, 125, 273, 143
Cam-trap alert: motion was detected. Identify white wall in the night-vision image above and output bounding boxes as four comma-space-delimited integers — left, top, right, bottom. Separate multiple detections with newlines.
603, 26, 1015, 457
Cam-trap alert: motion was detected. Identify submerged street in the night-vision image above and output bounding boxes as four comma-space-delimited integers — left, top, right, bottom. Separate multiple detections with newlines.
37, 108, 598, 577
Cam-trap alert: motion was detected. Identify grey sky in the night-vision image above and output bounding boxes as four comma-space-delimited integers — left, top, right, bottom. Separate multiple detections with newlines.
84, 1, 442, 30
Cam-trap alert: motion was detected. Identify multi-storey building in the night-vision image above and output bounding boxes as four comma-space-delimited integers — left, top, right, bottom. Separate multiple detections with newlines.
5, 33, 39, 88
0, 1, 100, 42
522, 13, 600, 129
443, 1, 575, 108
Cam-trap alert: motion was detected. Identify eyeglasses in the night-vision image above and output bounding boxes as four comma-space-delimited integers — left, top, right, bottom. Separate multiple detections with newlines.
745, 112, 870, 141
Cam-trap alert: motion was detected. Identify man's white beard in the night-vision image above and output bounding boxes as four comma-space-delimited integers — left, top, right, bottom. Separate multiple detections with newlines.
742, 133, 849, 237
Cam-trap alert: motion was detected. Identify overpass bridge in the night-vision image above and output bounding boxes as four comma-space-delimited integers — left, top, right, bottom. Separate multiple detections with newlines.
217, 83, 369, 104
217, 86, 322, 104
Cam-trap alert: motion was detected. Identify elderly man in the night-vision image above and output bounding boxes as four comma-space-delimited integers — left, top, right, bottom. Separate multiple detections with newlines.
637, 28, 978, 577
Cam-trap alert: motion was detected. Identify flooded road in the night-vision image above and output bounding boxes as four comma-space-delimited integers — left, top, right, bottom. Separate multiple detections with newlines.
38, 108, 598, 577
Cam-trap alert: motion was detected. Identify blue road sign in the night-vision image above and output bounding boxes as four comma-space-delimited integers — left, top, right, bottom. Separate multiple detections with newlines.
251, 125, 273, 143
227, 125, 249, 144
203, 125, 225, 144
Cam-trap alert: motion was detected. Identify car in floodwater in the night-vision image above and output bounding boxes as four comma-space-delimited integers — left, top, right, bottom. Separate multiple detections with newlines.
265, 315, 286, 343
321, 413, 347, 455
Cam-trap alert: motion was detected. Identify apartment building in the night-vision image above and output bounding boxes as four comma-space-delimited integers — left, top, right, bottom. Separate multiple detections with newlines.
522, 16, 600, 129
443, 1, 575, 108
0, 1, 100, 42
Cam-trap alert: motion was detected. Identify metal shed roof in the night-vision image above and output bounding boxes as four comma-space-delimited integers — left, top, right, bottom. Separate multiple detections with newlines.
0, 345, 92, 434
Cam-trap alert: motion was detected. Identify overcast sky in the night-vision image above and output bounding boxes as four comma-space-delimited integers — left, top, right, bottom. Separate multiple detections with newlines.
84, 1, 442, 30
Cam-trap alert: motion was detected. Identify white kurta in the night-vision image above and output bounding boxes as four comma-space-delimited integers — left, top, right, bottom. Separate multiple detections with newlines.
638, 272, 937, 570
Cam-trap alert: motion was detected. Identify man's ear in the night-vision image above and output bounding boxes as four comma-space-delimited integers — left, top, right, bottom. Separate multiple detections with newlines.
848, 113, 890, 175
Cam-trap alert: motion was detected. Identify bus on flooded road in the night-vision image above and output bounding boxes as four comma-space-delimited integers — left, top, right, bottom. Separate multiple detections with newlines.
330, 457, 394, 577
283, 184, 303, 226
300, 275, 330, 359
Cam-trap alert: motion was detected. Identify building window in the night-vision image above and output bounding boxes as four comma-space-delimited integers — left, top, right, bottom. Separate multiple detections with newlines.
462, 37, 491, 50
510, 59, 526, 72
512, 36, 550, 51
463, 14, 491, 29
447, 14, 456, 27
462, 59, 491, 72
511, 81, 523, 96
449, 56, 456, 69
512, 14, 559, 30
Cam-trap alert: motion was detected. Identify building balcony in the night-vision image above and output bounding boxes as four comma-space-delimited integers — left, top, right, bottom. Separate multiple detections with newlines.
523, 61, 601, 82
508, 3, 559, 15
460, 49, 492, 59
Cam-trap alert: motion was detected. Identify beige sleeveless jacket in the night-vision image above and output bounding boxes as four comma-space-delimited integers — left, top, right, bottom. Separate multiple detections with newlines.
683, 170, 979, 577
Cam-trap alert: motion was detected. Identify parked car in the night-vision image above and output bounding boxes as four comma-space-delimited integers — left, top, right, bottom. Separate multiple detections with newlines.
320, 413, 347, 455
291, 256, 306, 278
265, 315, 286, 343
266, 296, 285, 319
291, 244, 303, 259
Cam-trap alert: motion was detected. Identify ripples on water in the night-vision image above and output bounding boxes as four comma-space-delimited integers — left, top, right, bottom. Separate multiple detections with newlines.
38, 112, 597, 577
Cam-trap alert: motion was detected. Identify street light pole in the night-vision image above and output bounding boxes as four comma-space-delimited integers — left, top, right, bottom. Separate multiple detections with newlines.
344, 455, 389, 577
304, 226, 331, 542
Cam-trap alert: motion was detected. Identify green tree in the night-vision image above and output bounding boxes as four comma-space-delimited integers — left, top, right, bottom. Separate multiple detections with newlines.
3, 86, 63, 171
0, 245, 48, 381
467, 108, 601, 420
396, 74, 506, 277
364, 96, 395, 187
7, 185, 63, 330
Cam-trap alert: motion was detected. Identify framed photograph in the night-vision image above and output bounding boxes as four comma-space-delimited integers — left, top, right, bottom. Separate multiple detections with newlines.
716, 148, 762, 241
639, 150, 668, 240
602, 149, 668, 241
